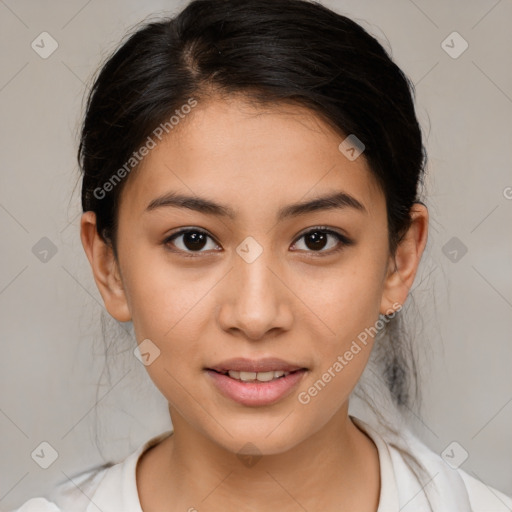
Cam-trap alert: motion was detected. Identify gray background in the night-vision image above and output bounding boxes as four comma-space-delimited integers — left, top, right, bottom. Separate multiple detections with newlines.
0, 0, 511, 509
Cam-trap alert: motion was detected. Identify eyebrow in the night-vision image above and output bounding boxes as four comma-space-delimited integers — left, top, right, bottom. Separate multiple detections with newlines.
145, 190, 367, 220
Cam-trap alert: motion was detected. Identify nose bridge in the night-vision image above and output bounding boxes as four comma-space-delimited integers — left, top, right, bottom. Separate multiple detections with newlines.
237, 239, 273, 298
218, 235, 291, 339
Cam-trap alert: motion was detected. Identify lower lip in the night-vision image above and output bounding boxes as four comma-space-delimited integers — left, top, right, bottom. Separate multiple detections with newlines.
205, 369, 307, 406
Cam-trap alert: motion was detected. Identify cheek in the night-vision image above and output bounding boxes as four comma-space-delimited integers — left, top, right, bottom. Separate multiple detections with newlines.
122, 258, 212, 405
292, 255, 386, 343
293, 268, 382, 418
288, 251, 386, 410
122, 244, 205, 335
121, 247, 219, 371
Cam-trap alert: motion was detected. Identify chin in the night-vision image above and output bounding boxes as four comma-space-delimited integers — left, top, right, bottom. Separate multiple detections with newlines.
205, 417, 310, 457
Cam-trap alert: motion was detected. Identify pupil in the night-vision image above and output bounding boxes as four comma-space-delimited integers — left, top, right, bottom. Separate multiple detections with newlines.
305, 231, 327, 251
184, 232, 207, 251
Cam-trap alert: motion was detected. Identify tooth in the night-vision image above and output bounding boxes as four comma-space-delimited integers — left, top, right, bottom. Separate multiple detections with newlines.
256, 371, 275, 382
239, 371, 257, 381
225, 370, 293, 382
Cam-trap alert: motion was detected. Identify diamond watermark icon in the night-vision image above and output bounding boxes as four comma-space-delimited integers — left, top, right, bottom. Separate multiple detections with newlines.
441, 31, 468, 59
237, 442, 263, 468
236, 236, 263, 264
31, 32, 59, 59
441, 441, 469, 469
134, 338, 161, 366
442, 236, 468, 263
31, 441, 59, 469
338, 134, 365, 161
32, 237, 58, 263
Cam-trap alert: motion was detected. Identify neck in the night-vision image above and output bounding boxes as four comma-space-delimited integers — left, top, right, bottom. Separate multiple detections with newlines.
137, 404, 380, 512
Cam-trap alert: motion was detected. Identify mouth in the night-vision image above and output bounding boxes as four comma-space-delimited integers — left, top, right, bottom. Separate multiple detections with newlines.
206, 356, 307, 375
208, 368, 305, 383
204, 358, 309, 406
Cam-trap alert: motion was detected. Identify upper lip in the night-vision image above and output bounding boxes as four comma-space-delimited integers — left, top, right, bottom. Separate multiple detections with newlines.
207, 357, 307, 373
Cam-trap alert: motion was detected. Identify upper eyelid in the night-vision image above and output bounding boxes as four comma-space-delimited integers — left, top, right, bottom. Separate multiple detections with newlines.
166, 228, 219, 244
292, 226, 348, 242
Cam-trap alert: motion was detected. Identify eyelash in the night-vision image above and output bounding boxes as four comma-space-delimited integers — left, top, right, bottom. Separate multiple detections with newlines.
163, 226, 353, 258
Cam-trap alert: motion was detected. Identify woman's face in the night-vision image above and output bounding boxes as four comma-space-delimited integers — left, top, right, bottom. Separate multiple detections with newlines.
87, 97, 416, 455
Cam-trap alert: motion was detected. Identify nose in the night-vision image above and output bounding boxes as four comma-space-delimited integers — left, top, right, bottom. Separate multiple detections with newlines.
216, 243, 293, 341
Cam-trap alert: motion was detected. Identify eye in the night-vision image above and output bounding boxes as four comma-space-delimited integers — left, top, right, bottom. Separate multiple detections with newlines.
163, 226, 353, 257
291, 227, 353, 256
163, 228, 221, 256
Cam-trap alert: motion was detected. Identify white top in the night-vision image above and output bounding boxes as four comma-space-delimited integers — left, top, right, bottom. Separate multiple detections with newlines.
9, 417, 512, 512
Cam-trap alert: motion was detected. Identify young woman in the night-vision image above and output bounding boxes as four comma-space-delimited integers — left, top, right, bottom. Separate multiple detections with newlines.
11, 0, 512, 510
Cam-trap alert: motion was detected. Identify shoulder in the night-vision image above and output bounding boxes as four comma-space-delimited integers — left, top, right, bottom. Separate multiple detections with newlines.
392, 427, 512, 511
351, 415, 512, 511
9, 430, 174, 512
458, 469, 512, 511
47, 463, 112, 511
7, 465, 110, 512
7, 497, 61, 512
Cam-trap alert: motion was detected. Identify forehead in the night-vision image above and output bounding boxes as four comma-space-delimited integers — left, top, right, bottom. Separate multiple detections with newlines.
119, 97, 384, 220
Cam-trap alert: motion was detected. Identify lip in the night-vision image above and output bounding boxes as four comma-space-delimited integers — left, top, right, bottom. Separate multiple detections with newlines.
205, 368, 307, 407
207, 357, 306, 373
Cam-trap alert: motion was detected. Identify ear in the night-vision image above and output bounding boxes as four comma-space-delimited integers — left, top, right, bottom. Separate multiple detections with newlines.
380, 203, 429, 315
80, 211, 131, 322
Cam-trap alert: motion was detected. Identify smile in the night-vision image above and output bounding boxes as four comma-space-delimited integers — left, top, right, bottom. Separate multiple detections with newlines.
216, 370, 291, 382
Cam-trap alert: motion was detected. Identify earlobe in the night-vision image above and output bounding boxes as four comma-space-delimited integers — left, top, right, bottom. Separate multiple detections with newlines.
80, 211, 132, 322
379, 203, 429, 315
